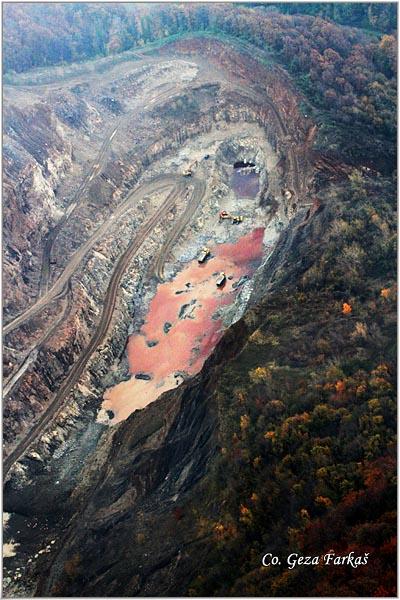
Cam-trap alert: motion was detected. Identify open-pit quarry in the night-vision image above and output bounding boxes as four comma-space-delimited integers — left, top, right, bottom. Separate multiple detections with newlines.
3, 35, 317, 597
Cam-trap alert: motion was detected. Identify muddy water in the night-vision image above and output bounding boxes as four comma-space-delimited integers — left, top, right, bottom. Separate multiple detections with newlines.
103, 228, 264, 423
230, 169, 259, 199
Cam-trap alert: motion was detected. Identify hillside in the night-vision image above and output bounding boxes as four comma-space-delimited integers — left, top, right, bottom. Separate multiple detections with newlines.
3, 3, 397, 598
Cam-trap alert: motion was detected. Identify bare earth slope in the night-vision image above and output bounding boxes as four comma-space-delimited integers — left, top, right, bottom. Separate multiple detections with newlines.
3, 33, 396, 597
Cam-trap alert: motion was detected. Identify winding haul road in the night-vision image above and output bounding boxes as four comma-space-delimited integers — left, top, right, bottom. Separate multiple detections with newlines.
4, 175, 206, 477
3, 283, 72, 399
4, 41, 305, 477
4, 176, 178, 337
38, 81, 187, 297
38, 126, 119, 296
153, 176, 206, 282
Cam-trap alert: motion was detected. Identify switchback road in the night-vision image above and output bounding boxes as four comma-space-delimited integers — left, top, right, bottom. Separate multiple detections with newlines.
4, 176, 206, 477
4, 176, 178, 336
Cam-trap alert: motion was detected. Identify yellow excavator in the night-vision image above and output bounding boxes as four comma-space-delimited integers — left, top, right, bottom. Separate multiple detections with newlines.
183, 160, 198, 177
219, 210, 244, 224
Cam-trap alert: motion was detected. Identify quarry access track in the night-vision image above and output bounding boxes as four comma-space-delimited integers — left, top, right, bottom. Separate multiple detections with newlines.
153, 176, 207, 282
3, 283, 72, 399
38, 125, 119, 296
3, 175, 206, 477
4, 175, 182, 336
38, 81, 188, 298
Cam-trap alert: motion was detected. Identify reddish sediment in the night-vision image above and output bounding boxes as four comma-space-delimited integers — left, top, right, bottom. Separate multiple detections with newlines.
102, 227, 264, 423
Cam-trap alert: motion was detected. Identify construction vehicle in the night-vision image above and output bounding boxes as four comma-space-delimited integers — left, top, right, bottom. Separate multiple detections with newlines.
216, 272, 226, 287
219, 210, 244, 224
219, 210, 231, 221
183, 160, 198, 177
197, 247, 211, 263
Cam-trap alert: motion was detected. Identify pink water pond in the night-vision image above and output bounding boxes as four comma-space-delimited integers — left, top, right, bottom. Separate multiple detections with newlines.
102, 227, 264, 423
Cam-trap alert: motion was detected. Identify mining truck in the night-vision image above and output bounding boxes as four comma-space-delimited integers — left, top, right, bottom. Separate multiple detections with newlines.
198, 247, 211, 263
216, 272, 226, 287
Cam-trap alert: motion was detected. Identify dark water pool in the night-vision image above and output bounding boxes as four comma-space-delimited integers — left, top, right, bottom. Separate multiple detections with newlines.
230, 169, 259, 199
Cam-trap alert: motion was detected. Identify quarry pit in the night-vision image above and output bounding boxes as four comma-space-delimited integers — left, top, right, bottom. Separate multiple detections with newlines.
3, 34, 315, 597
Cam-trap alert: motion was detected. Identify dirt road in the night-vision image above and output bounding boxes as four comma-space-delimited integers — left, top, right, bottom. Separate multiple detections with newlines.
4, 176, 206, 477
39, 126, 119, 296
3, 284, 72, 398
4, 176, 178, 336
153, 176, 206, 281
38, 81, 187, 298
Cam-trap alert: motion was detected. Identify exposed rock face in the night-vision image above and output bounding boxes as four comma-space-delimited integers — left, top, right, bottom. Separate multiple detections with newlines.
3, 73, 303, 460
49, 92, 91, 129
3, 103, 72, 317
6, 317, 250, 597
3, 37, 319, 598
4, 203, 324, 597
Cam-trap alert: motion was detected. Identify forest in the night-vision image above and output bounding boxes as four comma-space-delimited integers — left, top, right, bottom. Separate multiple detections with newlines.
4, 4, 396, 169
186, 171, 396, 597
257, 3, 397, 32
3, 3, 396, 596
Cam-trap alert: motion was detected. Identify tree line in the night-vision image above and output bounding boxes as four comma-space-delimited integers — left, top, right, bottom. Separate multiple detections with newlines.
4, 5, 396, 145
256, 3, 397, 33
